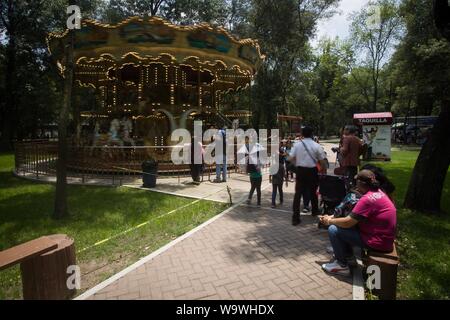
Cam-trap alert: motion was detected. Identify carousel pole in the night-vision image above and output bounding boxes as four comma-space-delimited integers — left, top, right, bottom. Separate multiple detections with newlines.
197, 66, 202, 113
53, 11, 75, 219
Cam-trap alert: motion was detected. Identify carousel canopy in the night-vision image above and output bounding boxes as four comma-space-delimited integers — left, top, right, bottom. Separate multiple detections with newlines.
47, 16, 265, 92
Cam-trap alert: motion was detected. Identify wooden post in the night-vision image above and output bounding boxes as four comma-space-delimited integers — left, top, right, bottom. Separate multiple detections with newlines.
20, 234, 76, 300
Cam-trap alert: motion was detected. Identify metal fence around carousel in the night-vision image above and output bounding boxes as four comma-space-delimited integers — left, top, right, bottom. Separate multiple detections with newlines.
14, 140, 274, 186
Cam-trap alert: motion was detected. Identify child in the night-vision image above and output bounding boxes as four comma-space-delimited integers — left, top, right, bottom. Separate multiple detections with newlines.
271, 158, 285, 208
247, 159, 262, 206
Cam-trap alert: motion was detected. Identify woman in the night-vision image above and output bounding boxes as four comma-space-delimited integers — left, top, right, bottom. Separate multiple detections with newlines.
284, 140, 295, 182
247, 157, 262, 206
319, 170, 397, 276
270, 150, 285, 208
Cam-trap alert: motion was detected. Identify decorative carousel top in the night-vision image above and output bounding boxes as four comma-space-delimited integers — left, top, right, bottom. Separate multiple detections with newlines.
47, 16, 265, 92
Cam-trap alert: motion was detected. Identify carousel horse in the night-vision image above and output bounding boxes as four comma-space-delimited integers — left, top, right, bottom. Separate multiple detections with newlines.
121, 116, 135, 147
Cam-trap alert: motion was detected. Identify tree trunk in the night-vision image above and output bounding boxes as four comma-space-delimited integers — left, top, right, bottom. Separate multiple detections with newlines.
373, 76, 378, 112
404, 103, 450, 213
53, 29, 74, 220
1, 20, 17, 151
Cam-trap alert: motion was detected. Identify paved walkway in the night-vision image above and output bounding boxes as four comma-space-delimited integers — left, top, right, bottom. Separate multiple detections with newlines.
68, 140, 355, 300
79, 182, 353, 300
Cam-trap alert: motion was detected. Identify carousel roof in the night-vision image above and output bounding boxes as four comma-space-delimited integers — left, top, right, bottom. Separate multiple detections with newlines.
47, 16, 265, 91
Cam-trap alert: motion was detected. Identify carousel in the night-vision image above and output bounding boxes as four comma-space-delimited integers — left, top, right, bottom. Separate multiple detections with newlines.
45, 16, 264, 173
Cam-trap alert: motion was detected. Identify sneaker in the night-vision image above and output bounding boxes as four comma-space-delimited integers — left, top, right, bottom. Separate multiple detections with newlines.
302, 208, 310, 213
213, 178, 221, 183
326, 246, 334, 254
322, 260, 350, 276
271, 204, 276, 209
346, 256, 358, 268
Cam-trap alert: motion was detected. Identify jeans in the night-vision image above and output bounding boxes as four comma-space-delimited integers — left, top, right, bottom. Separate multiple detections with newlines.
293, 167, 319, 218
272, 184, 283, 205
216, 162, 227, 181
249, 177, 262, 204
328, 225, 364, 266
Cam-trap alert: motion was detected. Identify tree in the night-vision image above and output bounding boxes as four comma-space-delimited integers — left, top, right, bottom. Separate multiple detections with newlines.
250, 0, 339, 129
404, 102, 450, 213
349, 0, 402, 112
101, 0, 166, 22
309, 38, 352, 137
100, 0, 229, 25
0, 0, 47, 149
402, 0, 450, 213
51, 0, 102, 219
53, 25, 74, 220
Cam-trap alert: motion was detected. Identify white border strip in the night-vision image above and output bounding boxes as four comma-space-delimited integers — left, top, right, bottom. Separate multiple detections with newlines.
124, 181, 272, 204
74, 195, 248, 300
123, 184, 230, 203
352, 258, 366, 300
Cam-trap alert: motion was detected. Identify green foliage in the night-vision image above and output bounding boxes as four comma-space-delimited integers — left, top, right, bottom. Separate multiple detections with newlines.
1, 0, 448, 140
0, 153, 227, 299
389, 0, 450, 117
349, 0, 403, 111
248, 0, 339, 130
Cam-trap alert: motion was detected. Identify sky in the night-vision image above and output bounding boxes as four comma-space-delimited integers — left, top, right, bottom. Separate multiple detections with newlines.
311, 0, 371, 47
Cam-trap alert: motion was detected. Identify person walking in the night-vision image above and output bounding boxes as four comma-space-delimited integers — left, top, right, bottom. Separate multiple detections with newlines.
214, 126, 227, 183
339, 125, 363, 187
190, 136, 204, 184
246, 158, 262, 206
289, 126, 328, 225
285, 140, 295, 182
271, 151, 285, 208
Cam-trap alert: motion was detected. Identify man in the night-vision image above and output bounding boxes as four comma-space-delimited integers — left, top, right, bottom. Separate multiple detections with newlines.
339, 125, 363, 186
214, 126, 227, 183
190, 136, 204, 184
289, 126, 328, 225
319, 170, 397, 276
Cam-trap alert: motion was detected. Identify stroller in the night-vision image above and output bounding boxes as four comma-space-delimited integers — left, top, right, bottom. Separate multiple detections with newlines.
318, 174, 347, 214
317, 174, 347, 229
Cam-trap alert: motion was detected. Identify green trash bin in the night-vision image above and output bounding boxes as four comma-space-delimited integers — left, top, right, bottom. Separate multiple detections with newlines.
142, 159, 158, 188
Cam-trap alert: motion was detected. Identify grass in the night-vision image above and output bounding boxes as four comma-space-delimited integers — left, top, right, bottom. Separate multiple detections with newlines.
1, 150, 449, 300
0, 153, 228, 299
365, 150, 450, 300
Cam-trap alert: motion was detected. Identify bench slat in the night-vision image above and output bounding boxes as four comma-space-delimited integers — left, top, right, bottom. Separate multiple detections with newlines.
365, 244, 399, 264
0, 237, 58, 271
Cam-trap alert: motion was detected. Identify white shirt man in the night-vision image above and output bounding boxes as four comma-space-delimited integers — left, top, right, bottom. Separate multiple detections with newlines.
288, 128, 328, 225
290, 138, 326, 168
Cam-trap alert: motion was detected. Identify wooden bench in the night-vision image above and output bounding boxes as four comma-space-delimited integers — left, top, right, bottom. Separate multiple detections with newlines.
0, 234, 76, 300
362, 243, 400, 300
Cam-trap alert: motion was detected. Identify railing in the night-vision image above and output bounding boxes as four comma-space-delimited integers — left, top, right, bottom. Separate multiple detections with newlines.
14, 140, 275, 186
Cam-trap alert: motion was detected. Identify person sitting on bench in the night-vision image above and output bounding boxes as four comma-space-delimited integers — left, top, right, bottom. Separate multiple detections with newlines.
319, 170, 397, 276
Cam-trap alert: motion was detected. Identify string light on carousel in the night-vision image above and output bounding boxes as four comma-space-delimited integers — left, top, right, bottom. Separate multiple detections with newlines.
47, 16, 264, 173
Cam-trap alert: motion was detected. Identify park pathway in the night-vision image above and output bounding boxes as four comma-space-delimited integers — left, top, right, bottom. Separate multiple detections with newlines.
78, 181, 353, 300
76, 140, 355, 300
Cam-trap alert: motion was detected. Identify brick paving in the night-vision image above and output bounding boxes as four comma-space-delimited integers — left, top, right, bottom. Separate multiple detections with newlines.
84, 183, 353, 300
